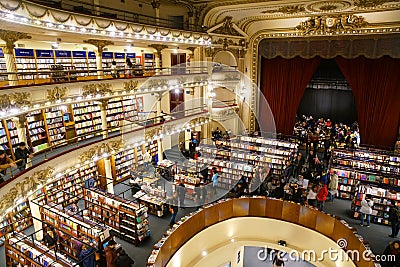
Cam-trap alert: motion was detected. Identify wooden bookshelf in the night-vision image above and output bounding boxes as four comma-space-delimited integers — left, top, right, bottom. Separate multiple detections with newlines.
133, 190, 167, 217
122, 96, 139, 122
26, 110, 49, 153
83, 188, 150, 246
0, 48, 6, 81
6, 119, 20, 153
106, 97, 124, 132
40, 202, 109, 260
87, 52, 97, 76
44, 106, 67, 147
6, 232, 76, 267
72, 102, 102, 141
111, 147, 135, 184
0, 120, 11, 152
14, 48, 36, 80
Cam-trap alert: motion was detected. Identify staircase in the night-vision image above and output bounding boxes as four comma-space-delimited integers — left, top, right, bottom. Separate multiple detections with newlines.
163, 146, 189, 165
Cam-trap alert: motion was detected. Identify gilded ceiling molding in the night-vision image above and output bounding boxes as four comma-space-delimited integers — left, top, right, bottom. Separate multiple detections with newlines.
24, 3, 49, 18
296, 14, 367, 35
0, 166, 54, 216
47, 86, 68, 101
0, 0, 21, 11
82, 83, 113, 97
147, 79, 169, 89
74, 15, 93, 26
205, 47, 216, 58
0, 30, 31, 52
208, 16, 248, 38
0, 92, 31, 110
49, 11, 71, 23
83, 39, 114, 53
145, 126, 162, 140
151, 0, 161, 9
148, 44, 168, 57
355, 0, 399, 7
123, 80, 139, 92
78, 140, 124, 162
262, 5, 305, 14
306, 1, 352, 12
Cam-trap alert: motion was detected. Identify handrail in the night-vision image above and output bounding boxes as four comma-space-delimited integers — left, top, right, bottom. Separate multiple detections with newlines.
0, 66, 209, 89
27, 0, 203, 32
148, 197, 375, 267
0, 106, 209, 187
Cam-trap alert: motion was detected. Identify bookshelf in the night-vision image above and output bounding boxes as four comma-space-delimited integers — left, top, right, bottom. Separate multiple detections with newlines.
55, 50, 73, 69
83, 188, 150, 245
114, 52, 126, 69
102, 52, 113, 69
106, 97, 124, 132
133, 189, 167, 217
6, 232, 76, 267
0, 200, 34, 247
87, 52, 97, 76
148, 140, 158, 159
111, 147, 135, 184
352, 183, 400, 225
45, 106, 66, 146
6, 119, 20, 151
72, 51, 89, 77
40, 202, 109, 259
35, 50, 55, 79
26, 110, 49, 153
14, 48, 36, 80
143, 53, 155, 70
122, 96, 139, 122
0, 120, 10, 151
44, 162, 98, 207
331, 149, 400, 199
72, 102, 102, 141
0, 48, 6, 81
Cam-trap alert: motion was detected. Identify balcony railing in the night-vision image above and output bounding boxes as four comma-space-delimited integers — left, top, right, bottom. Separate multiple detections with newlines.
28, 0, 203, 32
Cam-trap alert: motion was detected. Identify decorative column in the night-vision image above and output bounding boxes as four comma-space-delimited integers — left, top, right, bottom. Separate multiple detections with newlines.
11, 115, 27, 145
149, 44, 168, 73
99, 100, 109, 138
0, 30, 32, 86
237, 40, 247, 73
103, 156, 114, 194
151, 0, 161, 25
92, 0, 100, 15
83, 39, 114, 79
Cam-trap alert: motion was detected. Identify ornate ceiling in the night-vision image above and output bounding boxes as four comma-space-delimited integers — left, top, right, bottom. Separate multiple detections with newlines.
199, 0, 400, 37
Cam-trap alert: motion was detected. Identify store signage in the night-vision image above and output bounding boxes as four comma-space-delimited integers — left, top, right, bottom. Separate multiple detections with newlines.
102, 52, 113, 58
73, 51, 87, 58
36, 50, 54, 58
55, 50, 72, 58
126, 53, 136, 58
88, 51, 96, 58
144, 53, 153, 59
114, 53, 125, 59
14, 48, 35, 57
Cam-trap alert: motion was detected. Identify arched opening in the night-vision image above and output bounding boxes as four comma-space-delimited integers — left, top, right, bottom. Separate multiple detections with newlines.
213, 50, 237, 67
297, 59, 358, 125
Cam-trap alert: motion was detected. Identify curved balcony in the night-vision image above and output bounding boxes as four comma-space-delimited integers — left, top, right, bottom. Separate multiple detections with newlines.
148, 197, 375, 267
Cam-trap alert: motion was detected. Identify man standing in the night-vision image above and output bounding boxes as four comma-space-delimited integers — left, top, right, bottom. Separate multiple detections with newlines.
14, 142, 33, 171
328, 171, 339, 202
0, 150, 17, 183
388, 201, 400, 238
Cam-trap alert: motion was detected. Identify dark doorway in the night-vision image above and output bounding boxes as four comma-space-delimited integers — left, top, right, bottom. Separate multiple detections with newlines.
297, 59, 358, 125
171, 53, 186, 74
170, 89, 184, 114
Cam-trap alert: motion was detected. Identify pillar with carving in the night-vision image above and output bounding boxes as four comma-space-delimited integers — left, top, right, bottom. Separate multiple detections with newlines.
11, 115, 27, 146
103, 156, 114, 194
149, 44, 168, 73
151, 0, 161, 25
83, 39, 114, 79
0, 30, 32, 86
99, 100, 109, 138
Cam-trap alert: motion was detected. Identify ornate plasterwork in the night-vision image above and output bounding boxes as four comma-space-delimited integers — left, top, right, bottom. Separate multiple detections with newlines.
262, 5, 305, 14
47, 86, 67, 101
78, 140, 124, 162
145, 126, 162, 140
207, 16, 248, 38
213, 106, 239, 120
82, 83, 113, 97
0, 92, 31, 110
148, 44, 168, 57
123, 80, 139, 92
306, 1, 352, 12
296, 15, 367, 35
83, 39, 114, 53
0, 166, 54, 216
0, 30, 31, 52
355, 0, 400, 7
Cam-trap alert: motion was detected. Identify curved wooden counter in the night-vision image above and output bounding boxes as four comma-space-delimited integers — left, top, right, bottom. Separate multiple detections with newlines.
149, 197, 375, 267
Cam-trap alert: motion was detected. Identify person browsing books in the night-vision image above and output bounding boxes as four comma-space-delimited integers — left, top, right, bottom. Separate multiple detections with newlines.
0, 150, 16, 183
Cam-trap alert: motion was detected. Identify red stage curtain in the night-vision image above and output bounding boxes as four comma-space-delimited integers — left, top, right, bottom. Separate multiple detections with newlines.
260, 56, 321, 135
336, 56, 400, 148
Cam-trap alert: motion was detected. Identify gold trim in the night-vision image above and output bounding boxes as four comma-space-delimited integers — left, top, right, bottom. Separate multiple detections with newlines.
82, 83, 113, 97
78, 140, 124, 162
83, 39, 114, 53
47, 86, 67, 101
0, 30, 32, 52
0, 92, 31, 110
